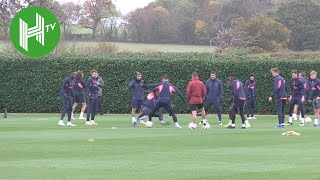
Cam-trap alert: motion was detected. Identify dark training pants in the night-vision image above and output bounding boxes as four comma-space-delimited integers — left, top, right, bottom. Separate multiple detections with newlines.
204, 100, 222, 122
148, 100, 177, 123
87, 94, 98, 121
246, 96, 256, 117
228, 100, 246, 124
60, 95, 72, 122
276, 99, 286, 125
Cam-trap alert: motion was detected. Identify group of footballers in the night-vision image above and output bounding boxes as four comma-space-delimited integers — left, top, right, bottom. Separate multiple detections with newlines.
128, 71, 255, 129
59, 68, 320, 129
59, 70, 104, 126
269, 68, 320, 128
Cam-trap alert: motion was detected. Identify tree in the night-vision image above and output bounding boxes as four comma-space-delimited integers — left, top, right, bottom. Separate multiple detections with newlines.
274, 0, 320, 50
231, 15, 290, 51
60, 2, 81, 38
0, 0, 22, 40
79, 0, 115, 39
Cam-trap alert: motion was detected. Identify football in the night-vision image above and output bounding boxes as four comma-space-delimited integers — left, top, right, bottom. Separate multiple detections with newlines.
188, 123, 197, 130
203, 123, 211, 129
145, 121, 153, 128
305, 117, 312, 123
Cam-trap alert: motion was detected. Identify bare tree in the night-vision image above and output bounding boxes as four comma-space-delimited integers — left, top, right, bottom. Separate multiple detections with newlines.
0, 0, 22, 40
60, 2, 81, 38
79, 0, 115, 39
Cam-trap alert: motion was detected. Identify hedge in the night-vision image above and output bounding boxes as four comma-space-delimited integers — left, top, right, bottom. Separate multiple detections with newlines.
0, 53, 320, 114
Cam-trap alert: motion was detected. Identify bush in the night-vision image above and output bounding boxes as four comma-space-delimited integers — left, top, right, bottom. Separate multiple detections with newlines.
0, 53, 319, 114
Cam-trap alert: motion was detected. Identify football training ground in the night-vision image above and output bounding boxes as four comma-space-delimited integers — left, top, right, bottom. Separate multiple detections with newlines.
0, 114, 319, 180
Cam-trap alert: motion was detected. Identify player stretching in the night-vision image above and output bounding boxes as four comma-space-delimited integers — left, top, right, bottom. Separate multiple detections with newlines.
287, 71, 305, 126
145, 74, 186, 128
128, 72, 147, 127
309, 71, 320, 127
187, 72, 207, 129
226, 74, 251, 129
268, 68, 287, 128
245, 73, 257, 119
204, 71, 224, 125
71, 71, 87, 120
59, 72, 76, 126
86, 70, 100, 126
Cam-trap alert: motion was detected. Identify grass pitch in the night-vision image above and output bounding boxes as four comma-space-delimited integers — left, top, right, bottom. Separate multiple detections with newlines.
0, 114, 319, 180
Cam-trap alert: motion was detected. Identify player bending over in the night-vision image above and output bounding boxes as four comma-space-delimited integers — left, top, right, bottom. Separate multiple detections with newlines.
58, 72, 76, 126
144, 74, 186, 128
226, 74, 251, 129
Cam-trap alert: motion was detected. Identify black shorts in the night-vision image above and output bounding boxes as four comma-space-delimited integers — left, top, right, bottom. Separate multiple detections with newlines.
141, 105, 152, 115
233, 99, 245, 109
132, 100, 143, 109
190, 104, 204, 111
313, 99, 320, 109
74, 93, 85, 103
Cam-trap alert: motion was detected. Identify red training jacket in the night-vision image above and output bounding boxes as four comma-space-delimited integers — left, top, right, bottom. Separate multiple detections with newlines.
186, 77, 206, 104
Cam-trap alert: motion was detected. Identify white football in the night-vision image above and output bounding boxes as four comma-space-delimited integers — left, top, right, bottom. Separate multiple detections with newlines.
145, 121, 153, 128
203, 123, 211, 129
188, 123, 197, 130
305, 117, 312, 123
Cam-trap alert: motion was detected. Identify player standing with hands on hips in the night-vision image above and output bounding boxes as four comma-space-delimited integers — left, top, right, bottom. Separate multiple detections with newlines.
59, 72, 76, 126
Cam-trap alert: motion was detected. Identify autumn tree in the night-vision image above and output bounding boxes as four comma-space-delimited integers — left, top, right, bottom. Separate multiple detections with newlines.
274, 0, 320, 50
231, 15, 290, 51
79, 0, 115, 39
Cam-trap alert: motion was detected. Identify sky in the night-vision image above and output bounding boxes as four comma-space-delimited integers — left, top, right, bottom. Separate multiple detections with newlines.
56, 0, 156, 15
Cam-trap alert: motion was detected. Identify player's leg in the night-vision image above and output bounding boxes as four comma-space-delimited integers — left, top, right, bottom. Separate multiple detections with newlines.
238, 100, 251, 129
288, 98, 296, 125
67, 98, 76, 126
164, 102, 181, 128
246, 98, 251, 119
227, 103, 237, 128
86, 96, 94, 125
251, 97, 256, 119
299, 101, 305, 126
313, 99, 320, 126
293, 104, 298, 121
71, 102, 78, 120
275, 99, 284, 128
213, 101, 222, 125
79, 102, 86, 120
59, 94, 68, 126
281, 100, 286, 127
91, 97, 98, 125
148, 102, 162, 122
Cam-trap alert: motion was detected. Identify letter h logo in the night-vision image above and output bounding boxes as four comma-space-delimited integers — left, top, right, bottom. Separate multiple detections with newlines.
19, 13, 44, 52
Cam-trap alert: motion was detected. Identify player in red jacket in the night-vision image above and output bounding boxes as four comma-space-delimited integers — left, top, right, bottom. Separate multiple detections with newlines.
186, 72, 208, 129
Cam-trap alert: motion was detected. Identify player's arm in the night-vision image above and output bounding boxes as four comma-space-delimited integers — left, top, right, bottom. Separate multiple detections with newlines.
98, 78, 104, 88
202, 83, 206, 99
60, 79, 68, 98
172, 85, 186, 103
186, 82, 192, 101
144, 83, 162, 89
128, 80, 135, 89
86, 79, 92, 95
244, 80, 250, 97
219, 81, 224, 101
205, 81, 209, 100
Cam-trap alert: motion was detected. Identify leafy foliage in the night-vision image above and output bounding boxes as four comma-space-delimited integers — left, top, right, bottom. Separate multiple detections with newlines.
0, 53, 319, 114
274, 0, 320, 50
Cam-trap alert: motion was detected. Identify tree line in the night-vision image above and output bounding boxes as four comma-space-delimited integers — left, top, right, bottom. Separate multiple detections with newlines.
1, 0, 320, 52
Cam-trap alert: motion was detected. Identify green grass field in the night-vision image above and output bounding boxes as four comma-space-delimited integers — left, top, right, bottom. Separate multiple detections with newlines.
0, 114, 319, 179
0, 40, 214, 53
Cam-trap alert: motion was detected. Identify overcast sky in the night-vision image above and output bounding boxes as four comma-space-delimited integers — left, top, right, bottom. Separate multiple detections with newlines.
56, 0, 156, 15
